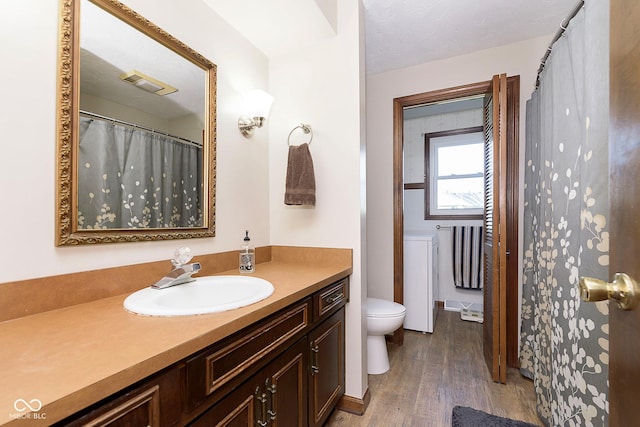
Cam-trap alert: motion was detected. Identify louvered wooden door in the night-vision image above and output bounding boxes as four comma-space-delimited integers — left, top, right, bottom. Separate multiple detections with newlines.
482, 73, 508, 383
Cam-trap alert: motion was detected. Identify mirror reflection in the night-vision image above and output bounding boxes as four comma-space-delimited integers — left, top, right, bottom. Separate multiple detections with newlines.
56, 0, 216, 245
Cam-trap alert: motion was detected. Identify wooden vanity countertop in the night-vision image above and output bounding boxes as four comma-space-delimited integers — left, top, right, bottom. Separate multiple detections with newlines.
0, 250, 352, 426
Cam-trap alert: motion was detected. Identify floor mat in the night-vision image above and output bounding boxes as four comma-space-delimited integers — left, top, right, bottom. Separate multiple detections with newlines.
451, 406, 539, 427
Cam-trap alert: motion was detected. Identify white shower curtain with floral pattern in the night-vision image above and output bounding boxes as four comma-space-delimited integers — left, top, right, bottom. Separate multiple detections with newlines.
520, 1, 609, 425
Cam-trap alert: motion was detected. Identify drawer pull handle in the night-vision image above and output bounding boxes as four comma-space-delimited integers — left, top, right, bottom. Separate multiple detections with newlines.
310, 344, 320, 375
259, 393, 269, 427
266, 379, 277, 421
255, 387, 268, 427
325, 293, 344, 305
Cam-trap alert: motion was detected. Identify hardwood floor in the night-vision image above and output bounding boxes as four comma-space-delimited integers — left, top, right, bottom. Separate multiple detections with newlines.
326, 309, 542, 426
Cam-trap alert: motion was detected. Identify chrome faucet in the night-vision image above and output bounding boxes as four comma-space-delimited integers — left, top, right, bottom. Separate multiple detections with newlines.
152, 247, 202, 289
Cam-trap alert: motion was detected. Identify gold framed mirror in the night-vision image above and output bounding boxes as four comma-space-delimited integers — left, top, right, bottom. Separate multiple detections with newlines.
56, 0, 216, 246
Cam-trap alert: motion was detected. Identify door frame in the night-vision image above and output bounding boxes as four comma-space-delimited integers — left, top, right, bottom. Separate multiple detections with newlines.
392, 78, 520, 368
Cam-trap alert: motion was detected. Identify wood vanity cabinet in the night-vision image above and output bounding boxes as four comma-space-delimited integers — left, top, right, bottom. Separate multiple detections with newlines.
55, 278, 348, 427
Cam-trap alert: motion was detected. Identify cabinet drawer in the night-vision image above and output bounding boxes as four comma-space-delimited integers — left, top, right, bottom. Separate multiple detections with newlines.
186, 299, 310, 412
189, 338, 308, 427
55, 366, 181, 427
313, 278, 348, 321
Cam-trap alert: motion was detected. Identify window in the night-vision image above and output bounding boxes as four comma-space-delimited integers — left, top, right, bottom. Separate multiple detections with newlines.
424, 126, 484, 219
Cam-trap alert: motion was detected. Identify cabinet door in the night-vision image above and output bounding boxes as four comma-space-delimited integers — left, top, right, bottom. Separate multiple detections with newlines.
190, 338, 307, 427
308, 309, 345, 427
266, 338, 308, 427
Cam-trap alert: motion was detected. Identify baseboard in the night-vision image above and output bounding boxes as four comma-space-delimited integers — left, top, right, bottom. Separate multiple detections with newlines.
336, 388, 371, 416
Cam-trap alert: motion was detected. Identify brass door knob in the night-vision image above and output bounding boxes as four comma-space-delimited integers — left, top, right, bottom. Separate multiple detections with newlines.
579, 273, 640, 310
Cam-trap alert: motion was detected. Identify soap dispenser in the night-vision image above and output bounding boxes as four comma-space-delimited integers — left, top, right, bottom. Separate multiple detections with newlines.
239, 230, 255, 273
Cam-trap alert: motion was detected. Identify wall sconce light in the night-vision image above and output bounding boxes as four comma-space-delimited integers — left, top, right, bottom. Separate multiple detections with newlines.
238, 89, 274, 138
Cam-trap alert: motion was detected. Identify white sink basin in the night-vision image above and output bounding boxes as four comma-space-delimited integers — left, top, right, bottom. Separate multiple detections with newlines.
124, 275, 274, 316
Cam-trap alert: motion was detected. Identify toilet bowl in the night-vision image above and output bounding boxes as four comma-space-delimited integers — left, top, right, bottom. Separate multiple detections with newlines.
367, 297, 406, 375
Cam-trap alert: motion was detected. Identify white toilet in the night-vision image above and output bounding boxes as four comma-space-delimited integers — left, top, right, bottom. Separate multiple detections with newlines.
366, 297, 406, 375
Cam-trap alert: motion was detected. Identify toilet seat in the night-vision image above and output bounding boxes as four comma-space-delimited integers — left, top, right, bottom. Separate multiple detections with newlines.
367, 298, 406, 318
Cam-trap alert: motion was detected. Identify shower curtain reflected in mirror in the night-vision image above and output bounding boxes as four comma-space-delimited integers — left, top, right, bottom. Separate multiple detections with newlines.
78, 116, 202, 229
520, 1, 609, 425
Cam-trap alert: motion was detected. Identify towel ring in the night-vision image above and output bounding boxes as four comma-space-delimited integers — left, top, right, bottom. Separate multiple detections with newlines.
288, 123, 313, 146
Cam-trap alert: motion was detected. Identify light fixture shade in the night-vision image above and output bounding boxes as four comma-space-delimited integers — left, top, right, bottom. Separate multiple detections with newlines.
243, 89, 274, 119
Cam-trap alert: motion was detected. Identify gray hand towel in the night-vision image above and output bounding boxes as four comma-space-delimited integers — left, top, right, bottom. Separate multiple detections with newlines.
284, 143, 316, 206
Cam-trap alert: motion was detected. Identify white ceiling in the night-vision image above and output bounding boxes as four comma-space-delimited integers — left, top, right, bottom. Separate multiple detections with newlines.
81, 0, 206, 120
206, 0, 580, 74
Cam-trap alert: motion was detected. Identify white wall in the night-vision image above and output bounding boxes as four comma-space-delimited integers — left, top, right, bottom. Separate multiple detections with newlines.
366, 35, 552, 302
0, 0, 271, 282
268, 0, 368, 401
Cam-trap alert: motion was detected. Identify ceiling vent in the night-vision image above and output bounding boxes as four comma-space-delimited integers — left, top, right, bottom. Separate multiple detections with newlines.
119, 70, 177, 96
